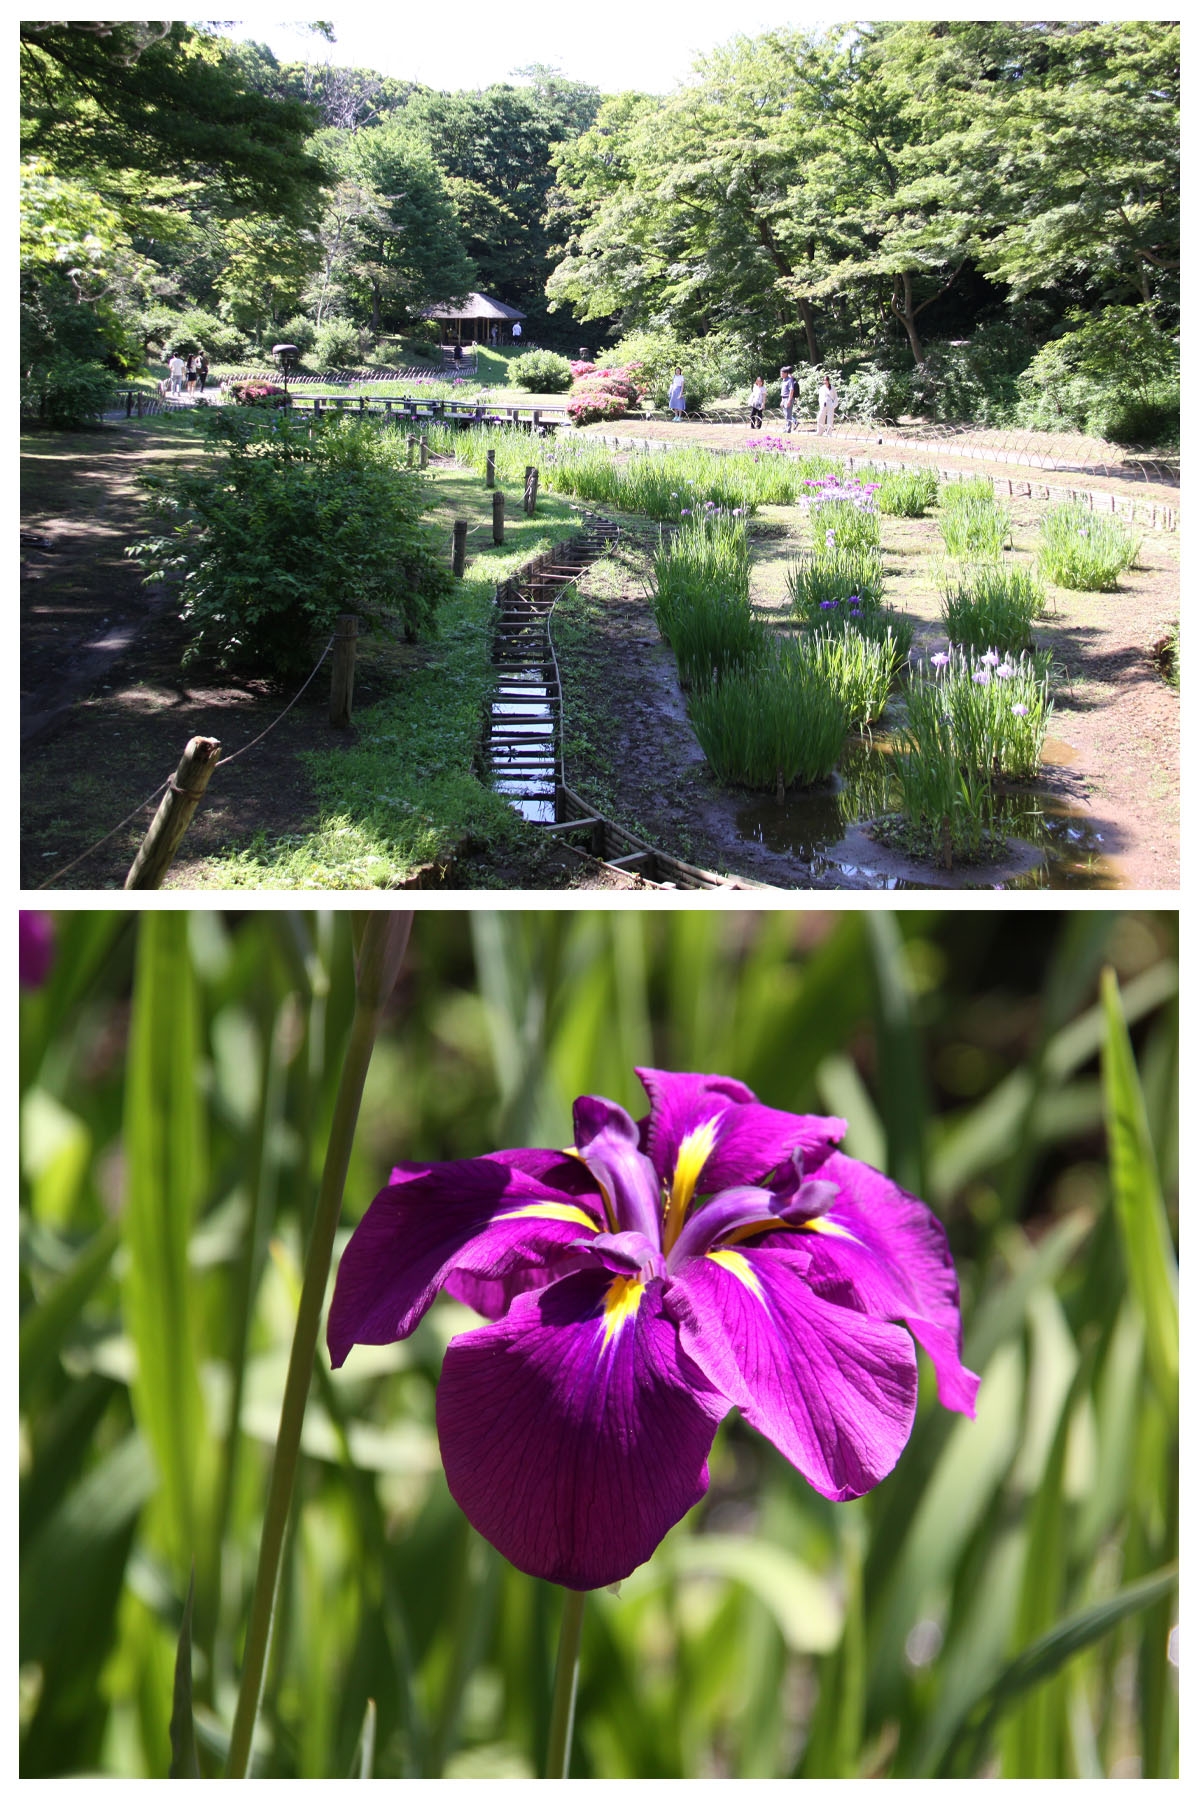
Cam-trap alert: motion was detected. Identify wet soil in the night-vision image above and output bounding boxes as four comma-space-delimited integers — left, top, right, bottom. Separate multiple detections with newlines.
552, 496, 1179, 891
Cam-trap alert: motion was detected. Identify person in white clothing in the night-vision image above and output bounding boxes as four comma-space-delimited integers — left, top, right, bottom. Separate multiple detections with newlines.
668, 367, 686, 420
748, 377, 766, 430
816, 373, 838, 435
167, 354, 186, 395
511, 321, 522, 340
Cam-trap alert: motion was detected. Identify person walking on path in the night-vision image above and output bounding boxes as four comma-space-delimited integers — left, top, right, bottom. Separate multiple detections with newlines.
780, 366, 797, 432
668, 366, 686, 420
195, 353, 209, 393
816, 372, 838, 435
167, 352, 186, 395
512, 321, 522, 341
185, 353, 199, 394
748, 376, 766, 430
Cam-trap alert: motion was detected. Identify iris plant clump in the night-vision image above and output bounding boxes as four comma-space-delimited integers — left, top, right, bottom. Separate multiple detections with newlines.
1037, 503, 1140, 591
941, 561, 1048, 653
328, 1069, 978, 1591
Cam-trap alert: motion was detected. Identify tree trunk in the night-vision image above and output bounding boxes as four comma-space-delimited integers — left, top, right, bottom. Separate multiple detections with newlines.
891, 272, 925, 365
797, 296, 819, 366
370, 278, 381, 336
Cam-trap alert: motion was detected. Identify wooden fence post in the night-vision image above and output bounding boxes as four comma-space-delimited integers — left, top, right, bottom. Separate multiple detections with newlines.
485, 449, 496, 489
524, 465, 539, 515
124, 736, 222, 889
492, 491, 505, 545
452, 518, 469, 576
407, 435, 418, 466
125, 390, 133, 418
329, 614, 359, 727
419, 437, 429, 469
136, 392, 144, 418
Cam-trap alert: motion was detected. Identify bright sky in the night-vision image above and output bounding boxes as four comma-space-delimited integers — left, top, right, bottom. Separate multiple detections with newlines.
224, 3, 832, 95
222, 3, 1156, 95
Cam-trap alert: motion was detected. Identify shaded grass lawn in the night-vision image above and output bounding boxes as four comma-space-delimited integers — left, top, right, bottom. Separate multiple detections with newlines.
187, 466, 587, 888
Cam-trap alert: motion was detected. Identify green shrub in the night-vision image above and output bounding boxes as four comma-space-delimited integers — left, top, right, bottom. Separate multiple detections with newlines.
786, 548, 885, 621
688, 648, 848, 789
511, 348, 573, 393
312, 319, 362, 370
130, 413, 453, 675
21, 355, 119, 427
278, 314, 317, 355
875, 468, 940, 516
941, 560, 1047, 652
1015, 307, 1180, 440
1037, 503, 1140, 591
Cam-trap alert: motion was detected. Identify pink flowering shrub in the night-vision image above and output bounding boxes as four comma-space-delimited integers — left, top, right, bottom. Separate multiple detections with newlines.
228, 380, 289, 409
569, 360, 596, 378
567, 363, 645, 426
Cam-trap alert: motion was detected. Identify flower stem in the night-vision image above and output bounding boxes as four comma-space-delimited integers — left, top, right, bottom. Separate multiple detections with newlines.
224, 978, 388, 1777
545, 1587, 587, 1778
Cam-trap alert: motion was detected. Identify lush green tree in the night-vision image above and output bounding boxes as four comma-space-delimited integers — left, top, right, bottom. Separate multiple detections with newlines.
20, 22, 328, 219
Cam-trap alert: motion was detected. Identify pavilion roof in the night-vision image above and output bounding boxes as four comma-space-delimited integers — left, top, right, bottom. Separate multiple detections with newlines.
424, 291, 526, 322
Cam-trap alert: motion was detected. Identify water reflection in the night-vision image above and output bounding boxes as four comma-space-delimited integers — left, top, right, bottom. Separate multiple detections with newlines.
735, 735, 1118, 890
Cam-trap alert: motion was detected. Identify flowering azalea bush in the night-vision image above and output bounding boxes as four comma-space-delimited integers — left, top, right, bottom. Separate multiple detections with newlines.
567, 363, 644, 427
227, 379, 288, 408
328, 1068, 978, 1590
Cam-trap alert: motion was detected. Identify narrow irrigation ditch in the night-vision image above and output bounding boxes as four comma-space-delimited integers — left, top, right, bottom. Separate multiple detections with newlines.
486, 514, 758, 889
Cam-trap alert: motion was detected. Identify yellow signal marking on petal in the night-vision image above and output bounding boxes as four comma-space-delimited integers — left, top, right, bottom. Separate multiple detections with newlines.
798, 1215, 862, 1245
663, 1116, 721, 1250
495, 1202, 599, 1231
601, 1275, 644, 1348
707, 1248, 766, 1302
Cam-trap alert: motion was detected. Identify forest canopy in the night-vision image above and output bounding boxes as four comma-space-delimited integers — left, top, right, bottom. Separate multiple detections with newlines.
19, 18, 1179, 437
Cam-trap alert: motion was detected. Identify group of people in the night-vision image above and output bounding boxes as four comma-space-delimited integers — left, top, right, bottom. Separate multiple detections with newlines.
752, 369, 838, 434
164, 351, 209, 396
666, 364, 839, 433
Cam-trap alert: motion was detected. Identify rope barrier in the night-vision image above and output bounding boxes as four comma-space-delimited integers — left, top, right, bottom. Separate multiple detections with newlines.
34, 634, 336, 888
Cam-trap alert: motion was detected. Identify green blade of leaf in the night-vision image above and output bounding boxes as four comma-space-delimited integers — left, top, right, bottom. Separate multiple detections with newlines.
19, 1217, 119, 1407
354, 1697, 377, 1778
1100, 967, 1178, 1410
169, 1565, 201, 1777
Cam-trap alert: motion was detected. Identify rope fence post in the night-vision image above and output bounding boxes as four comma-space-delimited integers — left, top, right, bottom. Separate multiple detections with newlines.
419, 436, 429, 469
407, 435, 418, 466
492, 491, 505, 545
452, 519, 469, 576
329, 615, 359, 728
124, 736, 221, 889
486, 449, 496, 489
524, 465, 539, 515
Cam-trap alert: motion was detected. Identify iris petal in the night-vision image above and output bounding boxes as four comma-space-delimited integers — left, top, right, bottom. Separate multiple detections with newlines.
326, 1151, 604, 1366
636, 1067, 846, 1196
667, 1249, 918, 1501
437, 1270, 726, 1590
770, 1152, 980, 1417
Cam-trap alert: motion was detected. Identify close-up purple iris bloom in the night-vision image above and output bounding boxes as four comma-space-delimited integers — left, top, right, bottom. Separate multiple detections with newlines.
19, 911, 55, 988
328, 1069, 978, 1591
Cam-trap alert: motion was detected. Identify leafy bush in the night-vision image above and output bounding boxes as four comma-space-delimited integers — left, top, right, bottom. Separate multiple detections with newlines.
512, 348, 573, 393
1015, 307, 1180, 442
278, 314, 317, 355
160, 307, 247, 363
837, 359, 912, 422
941, 561, 1047, 652
786, 547, 885, 620
21, 355, 119, 427
129, 413, 453, 675
567, 364, 643, 425
1037, 503, 1140, 591
875, 468, 940, 516
688, 647, 848, 789
312, 319, 362, 370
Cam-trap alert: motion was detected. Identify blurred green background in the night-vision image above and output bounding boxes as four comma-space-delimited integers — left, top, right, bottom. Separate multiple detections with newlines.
19, 908, 1178, 1777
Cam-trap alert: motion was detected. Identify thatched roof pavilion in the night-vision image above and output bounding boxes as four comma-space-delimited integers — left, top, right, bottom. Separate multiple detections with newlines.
425, 292, 526, 344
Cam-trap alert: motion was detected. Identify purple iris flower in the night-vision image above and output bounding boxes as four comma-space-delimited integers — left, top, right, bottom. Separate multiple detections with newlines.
328, 1069, 978, 1591
19, 911, 55, 988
